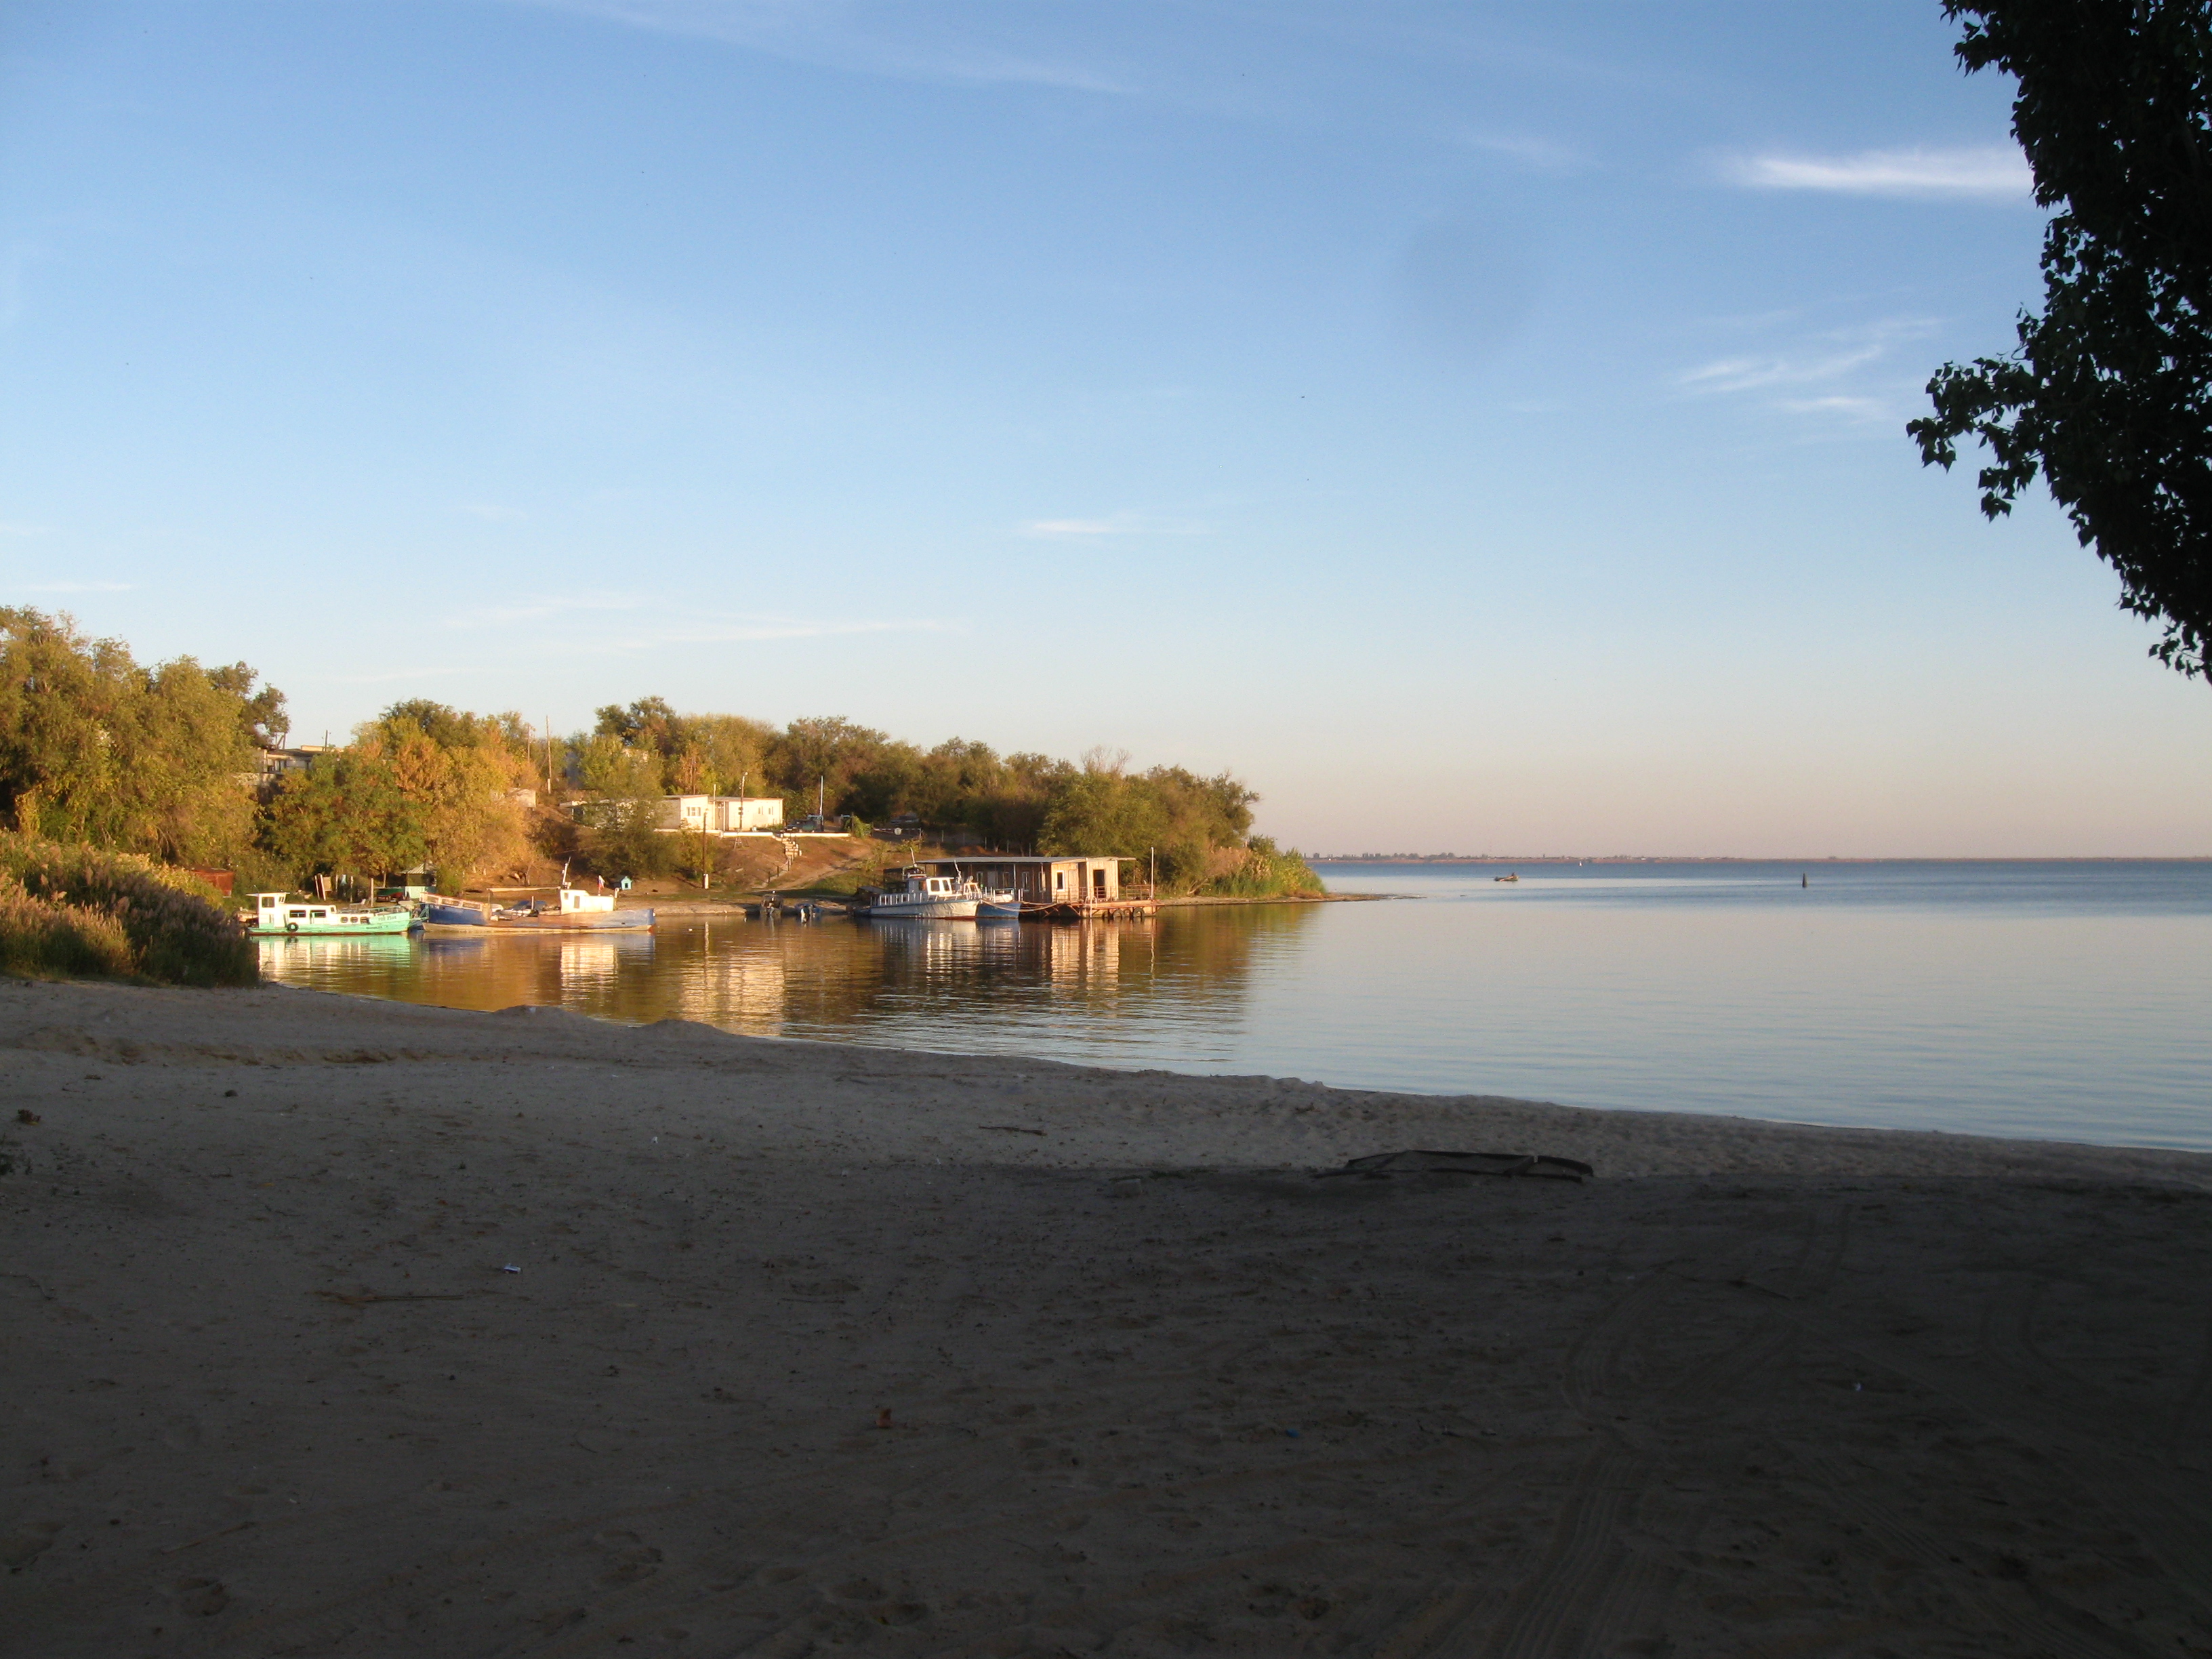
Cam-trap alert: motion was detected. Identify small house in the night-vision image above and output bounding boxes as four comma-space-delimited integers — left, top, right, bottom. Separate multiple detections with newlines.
904, 855, 1127, 905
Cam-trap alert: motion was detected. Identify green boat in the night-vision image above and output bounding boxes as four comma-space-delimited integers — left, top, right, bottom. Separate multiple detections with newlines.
248, 893, 417, 937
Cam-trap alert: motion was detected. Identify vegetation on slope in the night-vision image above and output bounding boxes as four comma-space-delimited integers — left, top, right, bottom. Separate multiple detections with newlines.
0, 611, 1318, 901
0, 837, 257, 987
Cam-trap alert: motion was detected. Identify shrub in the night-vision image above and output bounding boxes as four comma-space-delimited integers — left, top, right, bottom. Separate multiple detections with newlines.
0, 883, 137, 980
0, 834, 258, 987
1199, 837, 1327, 899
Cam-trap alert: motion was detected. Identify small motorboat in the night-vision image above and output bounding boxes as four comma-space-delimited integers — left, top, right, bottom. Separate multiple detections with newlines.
1493, 873, 1519, 883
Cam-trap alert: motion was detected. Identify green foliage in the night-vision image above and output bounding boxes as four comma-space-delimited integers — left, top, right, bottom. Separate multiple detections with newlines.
0, 608, 274, 863
1038, 762, 1261, 893
1910, 1, 2212, 680
266, 747, 428, 881
0, 835, 258, 986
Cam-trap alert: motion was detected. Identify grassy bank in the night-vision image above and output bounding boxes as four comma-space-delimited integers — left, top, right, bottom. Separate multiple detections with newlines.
1197, 837, 1326, 898
0, 837, 257, 987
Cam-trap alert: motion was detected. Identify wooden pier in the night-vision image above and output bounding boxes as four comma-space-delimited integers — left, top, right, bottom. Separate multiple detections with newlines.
1024, 899, 1158, 922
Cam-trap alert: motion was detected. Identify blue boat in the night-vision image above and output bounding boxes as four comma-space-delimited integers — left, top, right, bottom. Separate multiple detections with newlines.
416, 890, 655, 933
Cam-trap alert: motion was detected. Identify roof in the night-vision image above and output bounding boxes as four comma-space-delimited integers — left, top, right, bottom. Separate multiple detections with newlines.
909, 854, 1126, 865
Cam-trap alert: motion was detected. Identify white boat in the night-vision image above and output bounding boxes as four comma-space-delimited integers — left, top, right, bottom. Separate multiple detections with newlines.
866, 867, 1017, 920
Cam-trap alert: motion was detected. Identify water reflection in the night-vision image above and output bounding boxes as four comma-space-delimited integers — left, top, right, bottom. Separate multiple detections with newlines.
251, 882, 2212, 1150
255, 907, 1319, 1067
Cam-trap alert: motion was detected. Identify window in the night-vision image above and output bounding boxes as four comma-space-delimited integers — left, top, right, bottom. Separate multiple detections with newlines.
1054, 871, 1065, 890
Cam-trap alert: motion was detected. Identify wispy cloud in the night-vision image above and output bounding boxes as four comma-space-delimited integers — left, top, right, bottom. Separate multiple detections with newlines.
442, 593, 948, 649
1678, 318, 1933, 397
1720, 144, 2032, 199
632, 617, 949, 648
1457, 131, 1583, 172
1019, 512, 1207, 538
1776, 394, 1894, 424
22, 579, 131, 593
495, 1, 1130, 94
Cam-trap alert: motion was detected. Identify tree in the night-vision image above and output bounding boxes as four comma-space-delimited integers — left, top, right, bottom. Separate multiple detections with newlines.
0, 608, 270, 863
769, 716, 888, 816
264, 745, 427, 884
1909, 1, 2212, 679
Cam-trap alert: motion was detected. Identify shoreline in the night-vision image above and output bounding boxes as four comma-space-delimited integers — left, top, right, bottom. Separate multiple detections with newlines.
630, 890, 1380, 916
5, 980, 2209, 1654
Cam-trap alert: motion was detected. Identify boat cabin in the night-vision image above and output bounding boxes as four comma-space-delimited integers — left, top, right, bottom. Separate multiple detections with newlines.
560, 888, 618, 914
253, 893, 383, 930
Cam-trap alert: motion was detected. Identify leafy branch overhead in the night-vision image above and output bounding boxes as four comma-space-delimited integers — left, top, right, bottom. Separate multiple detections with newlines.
1910, 0, 2212, 680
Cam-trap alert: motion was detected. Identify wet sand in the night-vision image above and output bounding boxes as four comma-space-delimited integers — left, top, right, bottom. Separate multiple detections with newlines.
3, 979, 2210, 1657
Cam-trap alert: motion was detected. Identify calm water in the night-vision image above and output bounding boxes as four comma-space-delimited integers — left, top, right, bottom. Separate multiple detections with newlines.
257, 861, 2212, 1151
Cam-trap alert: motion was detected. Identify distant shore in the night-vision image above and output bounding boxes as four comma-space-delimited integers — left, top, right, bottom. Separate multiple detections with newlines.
1312, 853, 2212, 863
5, 981, 2207, 1655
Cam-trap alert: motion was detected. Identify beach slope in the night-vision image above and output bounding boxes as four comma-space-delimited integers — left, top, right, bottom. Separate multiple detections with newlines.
3, 981, 2209, 1656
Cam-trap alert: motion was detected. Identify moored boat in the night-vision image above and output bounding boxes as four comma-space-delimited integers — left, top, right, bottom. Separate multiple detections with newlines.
249, 893, 417, 937
416, 888, 655, 933
865, 867, 1017, 920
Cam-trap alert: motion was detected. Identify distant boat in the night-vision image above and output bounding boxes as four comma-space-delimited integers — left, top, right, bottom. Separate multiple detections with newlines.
249, 893, 416, 937
867, 866, 1017, 920
418, 888, 655, 933
1494, 873, 1519, 883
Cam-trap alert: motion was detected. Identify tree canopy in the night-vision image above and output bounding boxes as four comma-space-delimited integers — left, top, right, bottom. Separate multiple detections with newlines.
0, 608, 276, 864
1909, 0, 2212, 680
266, 701, 537, 886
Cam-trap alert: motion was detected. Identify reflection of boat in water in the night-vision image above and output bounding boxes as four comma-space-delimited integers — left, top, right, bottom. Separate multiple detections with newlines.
865, 867, 1017, 921
419, 889, 655, 933
249, 893, 416, 936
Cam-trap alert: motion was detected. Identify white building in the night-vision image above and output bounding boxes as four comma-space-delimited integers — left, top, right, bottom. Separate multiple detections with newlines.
652, 795, 785, 835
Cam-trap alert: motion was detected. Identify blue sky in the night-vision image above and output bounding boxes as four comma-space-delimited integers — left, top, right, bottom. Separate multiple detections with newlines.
3, 1, 2207, 855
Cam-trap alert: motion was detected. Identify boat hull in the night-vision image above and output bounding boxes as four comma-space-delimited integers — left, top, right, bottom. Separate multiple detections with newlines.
419, 909, 655, 933
866, 897, 983, 920
420, 900, 491, 926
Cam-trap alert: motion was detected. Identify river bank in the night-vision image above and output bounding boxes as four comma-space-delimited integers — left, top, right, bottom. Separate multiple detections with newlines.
3, 981, 2209, 1656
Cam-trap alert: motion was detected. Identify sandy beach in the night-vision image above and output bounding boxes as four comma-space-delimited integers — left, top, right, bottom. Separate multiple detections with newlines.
3, 979, 2210, 1658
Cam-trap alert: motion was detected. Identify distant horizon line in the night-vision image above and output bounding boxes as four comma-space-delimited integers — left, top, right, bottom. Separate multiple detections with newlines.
1305, 853, 2212, 864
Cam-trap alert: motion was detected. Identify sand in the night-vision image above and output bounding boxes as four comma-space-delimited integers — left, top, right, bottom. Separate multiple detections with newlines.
3, 979, 2210, 1658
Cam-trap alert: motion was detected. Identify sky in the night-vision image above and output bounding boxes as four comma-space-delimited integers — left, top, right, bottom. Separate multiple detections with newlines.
2, 0, 2207, 857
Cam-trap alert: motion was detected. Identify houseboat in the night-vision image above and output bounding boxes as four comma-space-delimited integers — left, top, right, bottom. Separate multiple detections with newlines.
249, 893, 417, 937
